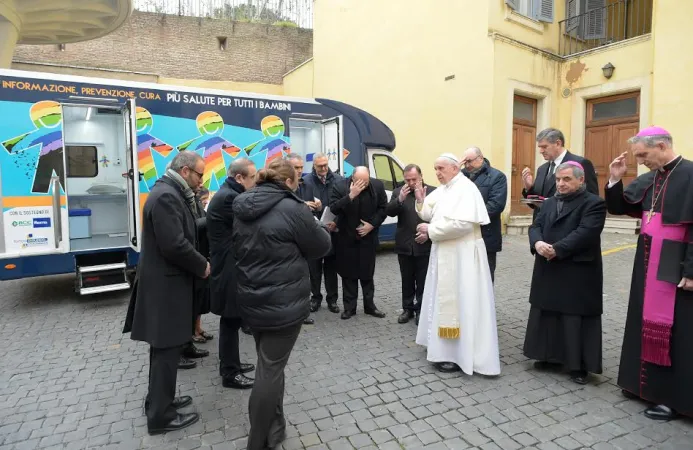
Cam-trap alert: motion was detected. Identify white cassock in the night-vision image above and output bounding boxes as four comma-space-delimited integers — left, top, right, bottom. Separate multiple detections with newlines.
415, 172, 501, 376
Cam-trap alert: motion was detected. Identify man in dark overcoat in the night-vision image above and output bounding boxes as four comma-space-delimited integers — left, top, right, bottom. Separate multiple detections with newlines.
461, 147, 508, 282
207, 158, 256, 390
304, 152, 343, 314
524, 161, 606, 385
128, 151, 210, 434
330, 166, 387, 320
386, 163, 435, 325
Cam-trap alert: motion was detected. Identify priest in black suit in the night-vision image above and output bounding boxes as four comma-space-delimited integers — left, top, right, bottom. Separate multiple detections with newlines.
522, 128, 598, 220
605, 126, 693, 421
524, 160, 606, 385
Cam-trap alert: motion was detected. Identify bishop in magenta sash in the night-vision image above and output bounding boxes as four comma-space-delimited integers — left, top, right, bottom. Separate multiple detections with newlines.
605, 126, 693, 421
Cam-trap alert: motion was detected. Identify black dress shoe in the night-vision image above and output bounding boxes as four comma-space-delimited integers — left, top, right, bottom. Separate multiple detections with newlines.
178, 357, 197, 370
240, 363, 255, 374
621, 389, 638, 399
183, 344, 209, 359
341, 310, 355, 320
436, 362, 461, 373
365, 309, 386, 318
570, 371, 588, 385
148, 412, 199, 435
304, 316, 315, 325
144, 395, 192, 413
241, 325, 253, 335
310, 301, 320, 312
644, 404, 677, 421
222, 373, 254, 389
327, 303, 340, 314
398, 310, 414, 324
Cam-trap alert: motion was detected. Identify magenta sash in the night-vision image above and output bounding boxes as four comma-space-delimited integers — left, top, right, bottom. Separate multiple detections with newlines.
640, 212, 686, 366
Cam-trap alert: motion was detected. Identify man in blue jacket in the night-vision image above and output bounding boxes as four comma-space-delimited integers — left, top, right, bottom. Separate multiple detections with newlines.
303, 153, 343, 314
461, 147, 508, 282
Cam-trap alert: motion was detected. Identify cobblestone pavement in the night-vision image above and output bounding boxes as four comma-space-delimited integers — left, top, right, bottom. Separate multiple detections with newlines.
1, 234, 692, 450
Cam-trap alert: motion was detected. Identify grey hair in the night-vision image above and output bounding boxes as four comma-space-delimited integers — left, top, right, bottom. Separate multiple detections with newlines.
170, 151, 203, 172
627, 134, 673, 149
555, 162, 584, 179
466, 146, 483, 158
313, 152, 328, 160
228, 158, 255, 177
536, 128, 565, 146
284, 153, 303, 162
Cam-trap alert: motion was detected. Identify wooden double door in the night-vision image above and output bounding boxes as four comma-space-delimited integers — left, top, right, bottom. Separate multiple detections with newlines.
585, 92, 640, 195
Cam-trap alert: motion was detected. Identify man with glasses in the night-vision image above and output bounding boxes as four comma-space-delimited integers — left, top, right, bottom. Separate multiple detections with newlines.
304, 153, 343, 314
125, 151, 210, 434
461, 147, 507, 282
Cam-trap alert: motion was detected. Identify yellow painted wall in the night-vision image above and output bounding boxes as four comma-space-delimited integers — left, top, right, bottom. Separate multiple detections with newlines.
650, 0, 693, 157
488, 0, 565, 53
283, 58, 314, 98
312, 0, 494, 184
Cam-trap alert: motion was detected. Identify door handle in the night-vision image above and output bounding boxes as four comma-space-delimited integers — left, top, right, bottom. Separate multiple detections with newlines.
50, 176, 62, 248
512, 167, 517, 174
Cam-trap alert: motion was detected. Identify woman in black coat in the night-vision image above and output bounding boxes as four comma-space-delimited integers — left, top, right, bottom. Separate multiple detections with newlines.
232, 159, 331, 450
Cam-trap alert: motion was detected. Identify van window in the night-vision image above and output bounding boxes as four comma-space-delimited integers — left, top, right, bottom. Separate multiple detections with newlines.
66, 146, 98, 178
392, 161, 405, 187
372, 154, 395, 190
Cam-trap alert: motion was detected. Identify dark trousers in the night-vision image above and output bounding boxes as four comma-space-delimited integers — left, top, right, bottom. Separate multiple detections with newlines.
308, 255, 338, 305
219, 316, 242, 377
487, 251, 497, 283
342, 278, 376, 313
247, 324, 302, 450
146, 345, 181, 427
397, 253, 429, 312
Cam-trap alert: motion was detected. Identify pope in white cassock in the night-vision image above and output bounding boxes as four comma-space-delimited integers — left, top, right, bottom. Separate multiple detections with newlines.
414, 153, 501, 375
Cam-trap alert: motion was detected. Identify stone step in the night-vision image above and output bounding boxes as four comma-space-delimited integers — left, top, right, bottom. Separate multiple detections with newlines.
505, 215, 640, 235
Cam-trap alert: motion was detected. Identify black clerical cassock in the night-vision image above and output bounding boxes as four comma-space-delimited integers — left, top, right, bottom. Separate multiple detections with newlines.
605, 155, 693, 418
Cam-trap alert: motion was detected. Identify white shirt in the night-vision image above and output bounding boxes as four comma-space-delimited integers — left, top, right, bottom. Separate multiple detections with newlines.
548, 149, 568, 177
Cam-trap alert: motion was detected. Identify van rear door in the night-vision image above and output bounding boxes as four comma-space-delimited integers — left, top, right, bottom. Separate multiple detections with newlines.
288, 115, 344, 176
123, 98, 141, 252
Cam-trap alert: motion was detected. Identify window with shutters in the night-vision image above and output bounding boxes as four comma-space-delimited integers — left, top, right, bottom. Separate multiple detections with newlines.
564, 0, 607, 40
505, 0, 554, 23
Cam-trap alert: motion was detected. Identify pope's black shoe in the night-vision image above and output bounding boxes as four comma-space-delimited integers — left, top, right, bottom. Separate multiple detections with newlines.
644, 405, 677, 421
148, 412, 199, 435
436, 362, 461, 373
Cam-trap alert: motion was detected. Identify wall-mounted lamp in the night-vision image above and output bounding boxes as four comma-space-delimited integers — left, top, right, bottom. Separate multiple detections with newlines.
601, 62, 615, 79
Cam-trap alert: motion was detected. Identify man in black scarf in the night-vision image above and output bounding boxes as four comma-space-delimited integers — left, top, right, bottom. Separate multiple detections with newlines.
524, 161, 607, 385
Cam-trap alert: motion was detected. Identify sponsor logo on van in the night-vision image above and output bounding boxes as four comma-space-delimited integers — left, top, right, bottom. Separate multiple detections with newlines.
11, 220, 32, 227
32, 217, 51, 228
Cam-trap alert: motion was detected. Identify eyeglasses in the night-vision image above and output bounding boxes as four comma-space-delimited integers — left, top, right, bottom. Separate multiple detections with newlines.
186, 166, 204, 178
314, 163, 329, 169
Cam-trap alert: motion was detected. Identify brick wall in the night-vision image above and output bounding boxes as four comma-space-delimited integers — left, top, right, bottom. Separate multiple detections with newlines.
12, 11, 313, 85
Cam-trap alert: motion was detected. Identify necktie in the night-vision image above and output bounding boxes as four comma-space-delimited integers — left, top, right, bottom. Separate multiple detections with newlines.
548, 161, 556, 176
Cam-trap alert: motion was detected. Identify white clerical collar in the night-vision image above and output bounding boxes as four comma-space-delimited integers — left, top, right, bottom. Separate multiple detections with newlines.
553, 149, 568, 166
659, 155, 681, 172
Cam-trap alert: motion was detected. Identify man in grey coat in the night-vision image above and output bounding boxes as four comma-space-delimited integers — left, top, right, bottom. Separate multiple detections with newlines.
129, 151, 210, 434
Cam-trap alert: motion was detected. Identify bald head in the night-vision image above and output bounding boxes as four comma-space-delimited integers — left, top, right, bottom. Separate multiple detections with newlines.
352, 166, 370, 184
462, 146, 484, 171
